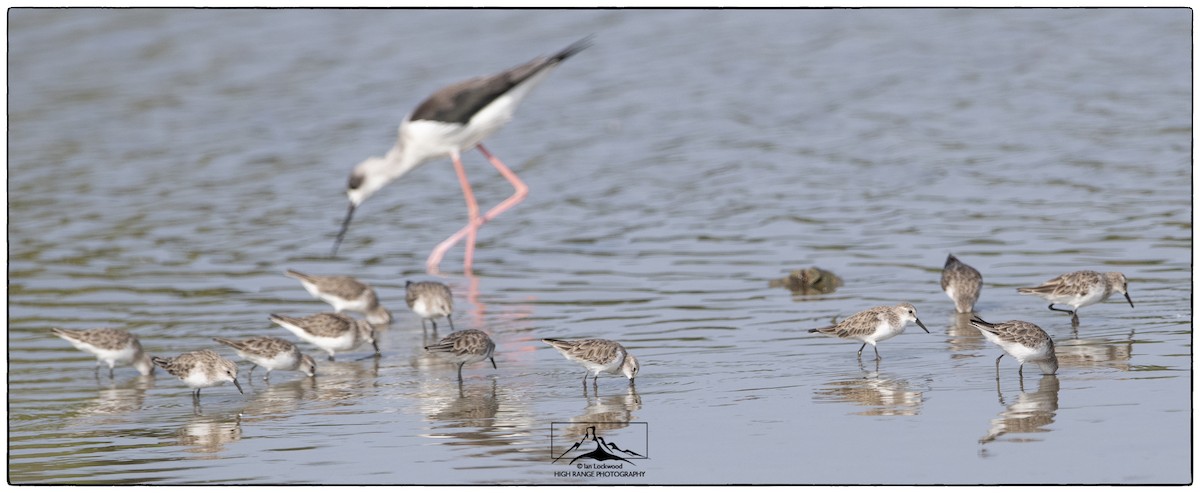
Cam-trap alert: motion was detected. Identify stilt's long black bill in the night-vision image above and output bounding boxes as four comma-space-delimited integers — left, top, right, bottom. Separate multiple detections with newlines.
331, 203, 356, 257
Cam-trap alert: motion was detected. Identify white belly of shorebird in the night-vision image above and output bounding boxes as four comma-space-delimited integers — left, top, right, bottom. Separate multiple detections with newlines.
183, 369, 226, 389
241, 350, 297, 370
74, 342, 137, 366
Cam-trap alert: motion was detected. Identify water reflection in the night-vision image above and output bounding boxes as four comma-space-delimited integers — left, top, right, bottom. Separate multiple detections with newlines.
945, 313, 986, 355
559, 384, 643, 440
174, 412, 243, 457
241, 377, 314, 417
813, 361, 924, 416
70, 374, 157, 421
427, 379, 500, 428
1055, 330, 1135, 371
308, 360, 380, 405
979, 375, 1060, 445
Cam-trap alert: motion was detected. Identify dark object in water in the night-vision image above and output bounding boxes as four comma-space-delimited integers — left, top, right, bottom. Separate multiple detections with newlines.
770, 267, 844, 294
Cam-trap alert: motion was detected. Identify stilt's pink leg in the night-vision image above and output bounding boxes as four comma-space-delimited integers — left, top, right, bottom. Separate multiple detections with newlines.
433, 145, 529, 251
426, 150, 479, 275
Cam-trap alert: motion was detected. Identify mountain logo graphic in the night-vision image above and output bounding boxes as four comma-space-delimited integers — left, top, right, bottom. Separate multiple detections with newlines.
551, 423, 648, 465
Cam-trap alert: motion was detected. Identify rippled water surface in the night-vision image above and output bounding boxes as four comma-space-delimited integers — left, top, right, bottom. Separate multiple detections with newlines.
8, 8, 1192, 484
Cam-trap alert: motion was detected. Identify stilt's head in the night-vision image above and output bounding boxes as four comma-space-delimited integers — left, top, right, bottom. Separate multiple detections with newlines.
621, 353, 640, 382
333, 156, 393, 256
299, 354, 317, 377
346, 156, 393, 210
1105, 272, 1133, 308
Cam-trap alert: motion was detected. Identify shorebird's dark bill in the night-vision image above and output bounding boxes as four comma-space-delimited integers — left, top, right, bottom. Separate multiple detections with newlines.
1124, 292, 1135, 308
915, 318, 930, 333
331, 204, 356, 257
233, 378, 244, 395
490, 357, 497, 369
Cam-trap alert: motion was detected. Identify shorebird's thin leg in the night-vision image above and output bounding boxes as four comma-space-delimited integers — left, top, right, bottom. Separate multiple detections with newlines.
874, 346, 881, 361
94, 362, 102, 379
420, 318, 428, 332
995, 354, 1004, 377
1018, 363, 1025, 379
425, 145, 529, 275
457, 362, 465, 382
431, 319, 438, 332
857, 343, 867, 358
1048, 304, 1074, 314
427, 149, 480, 274
447, 315, 456, 331
1070, 312, 1080, 326
248, 364, 256, 378
108, 364, 115, 379
263, 370, 271, 382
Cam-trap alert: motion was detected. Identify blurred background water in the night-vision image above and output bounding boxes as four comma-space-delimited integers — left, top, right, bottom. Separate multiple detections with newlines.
8, 8, 1191, 484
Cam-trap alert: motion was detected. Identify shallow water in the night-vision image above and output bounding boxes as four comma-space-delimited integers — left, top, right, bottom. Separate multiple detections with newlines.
7, 8, 1192, 484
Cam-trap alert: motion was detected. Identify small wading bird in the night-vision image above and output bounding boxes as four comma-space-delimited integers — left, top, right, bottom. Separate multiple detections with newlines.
941, 253, 982, 314
1016, 270, 1133, 325
406, 280, 455, 332
284, 269, 392, 325
542, 338, 639, 386
331, 37, 592, 274
808, 303, 929, 360
50, 327, 155, 378
152, 349, 244, 403
424, 329, 496, 382
969, 316, 1058, 379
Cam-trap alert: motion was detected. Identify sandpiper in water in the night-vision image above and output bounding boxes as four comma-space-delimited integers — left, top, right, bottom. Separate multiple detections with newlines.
941, 254, 982, 314
270, 312, 379, 361
808, 303, 930, 360
1017, 270, 1133, 324
285, 269, 392, 325
405, 280, 455, 332
424, 329, 496, 382
213, 336, 317, 381
50, 327, 155, 378
543, 338, 639, 386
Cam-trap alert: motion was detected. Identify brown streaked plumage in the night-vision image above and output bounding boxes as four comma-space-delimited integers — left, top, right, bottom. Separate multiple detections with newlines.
542, 338, 639, 385
213, 336, 317, 381
405, 280, 454, 331
970, 316, 1058, 378
808, 303, 929, 360
50, 327, 154, 377
1017, 270, 1133, 325
424, 329, 496, 381
941, 254, 982, 314
269, 312, 378, 361
151, 349, 243, 400
285, 269, 392, 325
